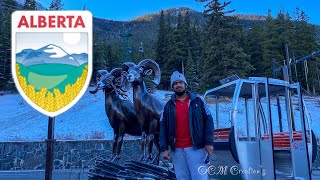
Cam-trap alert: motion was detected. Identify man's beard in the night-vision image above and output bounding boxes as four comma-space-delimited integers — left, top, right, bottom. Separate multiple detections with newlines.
175, 90, 186, 96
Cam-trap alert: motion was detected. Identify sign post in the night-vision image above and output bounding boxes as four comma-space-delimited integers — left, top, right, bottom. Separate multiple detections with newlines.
45, 117, 55, 180
11, 11, 92, 179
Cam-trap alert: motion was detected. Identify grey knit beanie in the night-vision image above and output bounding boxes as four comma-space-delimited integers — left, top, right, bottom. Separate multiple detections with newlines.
170, 71, 188, 88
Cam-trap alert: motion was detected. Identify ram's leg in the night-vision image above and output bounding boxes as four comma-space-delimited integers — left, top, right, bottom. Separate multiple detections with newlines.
151, 132, 160, 165
139, 132, 146, 161
110, 131, 119, 161
112, 124, 125, 164
146, 120, 158, 163
146, 134, 154, 163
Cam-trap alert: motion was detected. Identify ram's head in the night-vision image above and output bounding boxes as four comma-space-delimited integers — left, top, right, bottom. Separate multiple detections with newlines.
121, 59, 161, 86
89, 68, 125, 94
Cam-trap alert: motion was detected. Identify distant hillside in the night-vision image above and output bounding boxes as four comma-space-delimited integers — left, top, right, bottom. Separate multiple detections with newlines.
16, 0, 46, 10
93, 8, 203, 55
93, 7, 273, 59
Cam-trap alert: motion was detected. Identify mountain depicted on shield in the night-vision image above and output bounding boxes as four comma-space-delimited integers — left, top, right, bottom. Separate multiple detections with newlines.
15, 44, 88, 112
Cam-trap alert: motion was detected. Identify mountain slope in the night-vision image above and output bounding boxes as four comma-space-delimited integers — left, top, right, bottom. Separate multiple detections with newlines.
16, 48, 33, 62
15, 0, 46, 10
94, 7, 320, 55
18, 44, 82, 67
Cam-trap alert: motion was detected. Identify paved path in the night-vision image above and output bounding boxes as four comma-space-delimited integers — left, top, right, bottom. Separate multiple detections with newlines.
0, 169, 88, 180
0, 169, 320, 179
276, 170, 320, 180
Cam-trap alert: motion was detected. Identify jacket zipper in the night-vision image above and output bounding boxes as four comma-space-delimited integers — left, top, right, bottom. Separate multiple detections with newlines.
172, 101, 176, 147
188, 100, 195, 150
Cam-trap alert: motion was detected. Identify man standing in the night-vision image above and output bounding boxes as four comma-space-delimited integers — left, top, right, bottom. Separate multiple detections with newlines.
160, 71, 214, 180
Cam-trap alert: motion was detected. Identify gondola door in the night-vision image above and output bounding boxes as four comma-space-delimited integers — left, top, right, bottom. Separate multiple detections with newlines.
286, 83, 311, 179
232, 80, 275, 180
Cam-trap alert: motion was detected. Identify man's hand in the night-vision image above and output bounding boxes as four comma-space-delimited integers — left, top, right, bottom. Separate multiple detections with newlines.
162, 150, 171, 160
205, 145, 214, 155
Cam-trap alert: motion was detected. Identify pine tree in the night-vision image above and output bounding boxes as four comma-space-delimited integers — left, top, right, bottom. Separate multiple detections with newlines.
49, 0, 63, 10
165, 11, 193, 85
284, 12, 295, 47
105, 45, 113, 69
0, 14, 11, 91
185, 49, 200, 92
167, 11, 186, 76
245, 23, 264, 76
23, 0, 37, 10
92, 38, 107, 73
155, 10, 167, 89
156, 10, 166, 63
292, 10, 320, 94
0, 0, 18, 91
190, 17, 203, 82
282, 12, 296, 83
200, 0, 251, 91
111, 44, 123, 68
182, 10, 191, 57
99, 43, 121, 70
162, 12, 174, 90
261, 10, 283, 77
154, 11, 176, 90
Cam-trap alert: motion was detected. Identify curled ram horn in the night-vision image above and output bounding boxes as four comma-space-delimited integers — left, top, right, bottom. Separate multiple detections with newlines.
89, 84, 100, 94
110, 68, 126, 88
89, 70, 109, 94
138, 59, 161, 86
121, 62, 136, 91
97, 70, 109, 78
110, 68, 123, 78
122, 62, 136, 72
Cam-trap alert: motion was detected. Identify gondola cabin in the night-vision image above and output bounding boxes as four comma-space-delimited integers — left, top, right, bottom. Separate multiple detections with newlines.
204, 77, 317, 180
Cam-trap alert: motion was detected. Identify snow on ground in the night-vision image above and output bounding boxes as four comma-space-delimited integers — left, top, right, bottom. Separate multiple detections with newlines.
0, 89, 319, 141
0, 89, 111, 141
0, 89, 172, 141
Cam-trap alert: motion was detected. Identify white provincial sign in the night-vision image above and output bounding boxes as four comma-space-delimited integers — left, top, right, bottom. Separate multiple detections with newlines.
11, 11, 93, 117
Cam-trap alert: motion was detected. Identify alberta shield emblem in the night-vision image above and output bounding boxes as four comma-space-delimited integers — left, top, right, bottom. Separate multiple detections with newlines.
11, 11, 92, 117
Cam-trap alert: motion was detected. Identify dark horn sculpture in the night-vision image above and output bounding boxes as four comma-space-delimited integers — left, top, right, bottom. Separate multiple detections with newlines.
122, 59, 164, 164
90, 70, 109, 94
90, 68, 142, 163
138, 59, 161, 85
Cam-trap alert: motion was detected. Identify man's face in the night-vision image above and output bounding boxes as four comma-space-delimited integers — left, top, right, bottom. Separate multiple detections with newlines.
173, 80, 186, 93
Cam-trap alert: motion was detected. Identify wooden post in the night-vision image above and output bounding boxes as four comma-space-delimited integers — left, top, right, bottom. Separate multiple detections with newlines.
273, 59, 283, 132
45, 117, 55, 180
285, 43, 293, 83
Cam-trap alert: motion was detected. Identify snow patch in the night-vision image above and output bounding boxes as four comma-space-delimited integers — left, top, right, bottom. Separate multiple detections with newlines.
44, 44, 69, 58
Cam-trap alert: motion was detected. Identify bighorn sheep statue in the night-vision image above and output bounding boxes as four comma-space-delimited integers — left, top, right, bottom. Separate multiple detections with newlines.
122, 59, 164, 163
89, 68, 142, 163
